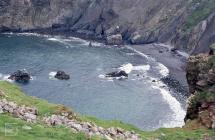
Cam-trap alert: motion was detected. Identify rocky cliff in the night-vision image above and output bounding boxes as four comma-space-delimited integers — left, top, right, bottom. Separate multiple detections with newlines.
185, 51, 215, 129
0, 0, 215, 53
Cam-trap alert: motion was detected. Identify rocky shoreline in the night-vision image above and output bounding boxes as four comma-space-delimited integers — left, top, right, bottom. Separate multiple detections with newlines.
132, 44, 189, 95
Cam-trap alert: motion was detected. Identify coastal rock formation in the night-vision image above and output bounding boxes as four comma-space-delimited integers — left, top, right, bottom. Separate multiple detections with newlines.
8, 70, 31, 83
106, 34, 123, 45
105, 70, 128, 78
0, 0, 215, 52
54, 71, 70, 80
185, 53, 215, 129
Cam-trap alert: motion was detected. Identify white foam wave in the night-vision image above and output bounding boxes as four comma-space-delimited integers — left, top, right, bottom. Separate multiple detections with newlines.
18, 32, 49, 37
126, 53, 136, 56
125, 46, 169, 77
47, 37, 71, 45
3, 32, 49, 38
119, 63, 133, 74
125, 46, 150, 59
49, 72, 57, 79
0, 73, 13, 83
47, 38, 59, 41
99, 63, 150, 81
98, 74, 114, 81
69, 37, 90, 45
98, 74, 105, 79
91, 42, 103, 47
132, 65, 150, 72
156, 63, 169, 77
150, 78, 186, 128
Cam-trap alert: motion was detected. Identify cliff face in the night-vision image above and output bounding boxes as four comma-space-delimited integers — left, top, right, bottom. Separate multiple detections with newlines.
185, 53, 215, 129
0, 0, 215, 53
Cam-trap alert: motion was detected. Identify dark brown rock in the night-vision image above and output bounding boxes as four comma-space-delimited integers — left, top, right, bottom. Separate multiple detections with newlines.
105, 71, 128, 78
8, 70, 31, 83
55, 71, 70, 80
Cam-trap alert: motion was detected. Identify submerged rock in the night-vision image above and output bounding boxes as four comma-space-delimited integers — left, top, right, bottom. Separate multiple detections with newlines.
8, 70, 31, 83
105, 70, 128, 78
55, 71, 70, 80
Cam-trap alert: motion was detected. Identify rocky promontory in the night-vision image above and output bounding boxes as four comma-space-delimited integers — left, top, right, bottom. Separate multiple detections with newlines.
185, 50, 215, 129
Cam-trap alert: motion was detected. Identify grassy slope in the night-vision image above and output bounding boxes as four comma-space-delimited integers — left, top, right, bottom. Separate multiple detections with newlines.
0, 81, 214, 140
183, 0, 215, 33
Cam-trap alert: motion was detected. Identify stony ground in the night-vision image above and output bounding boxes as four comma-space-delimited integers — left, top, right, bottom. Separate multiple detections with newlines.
0, 94, 140, 140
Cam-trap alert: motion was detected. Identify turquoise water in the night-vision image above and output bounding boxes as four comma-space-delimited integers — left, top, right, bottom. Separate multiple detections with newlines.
0, 33, 186, 130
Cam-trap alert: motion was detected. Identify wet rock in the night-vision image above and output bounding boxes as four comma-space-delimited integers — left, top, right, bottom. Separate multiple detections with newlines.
105, 70, 128, 78
8, 70, 31, 83
55, 71, 70, 80
170, 48, 177, 53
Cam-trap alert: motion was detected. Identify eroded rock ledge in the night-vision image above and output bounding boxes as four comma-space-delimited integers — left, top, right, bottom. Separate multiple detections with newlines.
185, 53, 215, 129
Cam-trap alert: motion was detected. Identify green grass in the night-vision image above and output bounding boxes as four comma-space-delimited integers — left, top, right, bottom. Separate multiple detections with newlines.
210, 43, 215, 51
183, 0, 215, 33
0, 114, 92, 140
0, 81, 214, 140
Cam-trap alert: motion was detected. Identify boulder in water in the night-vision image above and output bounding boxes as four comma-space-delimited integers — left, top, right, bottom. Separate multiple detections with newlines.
105, 70, 128, 78
8, 70, 31, 83
55, 71, 70, 80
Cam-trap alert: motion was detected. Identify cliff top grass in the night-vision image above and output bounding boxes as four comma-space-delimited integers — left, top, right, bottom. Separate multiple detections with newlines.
183, 0, 215, 33
0, 81, 214, 140
210, 43, 215, 51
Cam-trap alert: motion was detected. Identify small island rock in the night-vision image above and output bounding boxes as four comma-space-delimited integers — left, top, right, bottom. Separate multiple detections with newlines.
8, 70, 31, 83
55, 71, 70, 80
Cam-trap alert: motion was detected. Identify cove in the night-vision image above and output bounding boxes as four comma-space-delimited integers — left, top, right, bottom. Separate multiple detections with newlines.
0, 33, 186, 130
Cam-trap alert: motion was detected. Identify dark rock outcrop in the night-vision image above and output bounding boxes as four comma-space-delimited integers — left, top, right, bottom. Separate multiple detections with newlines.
106, 34, 123, 45
54, 71, 70, 80
105, 71, 128, 78
186, 54, 213, 95
185, 53, 215, 129
8, 70, 31, 83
